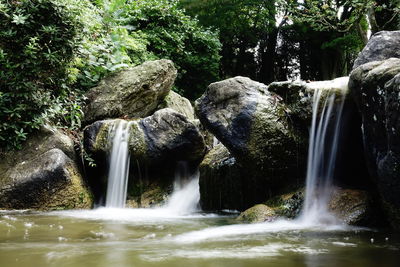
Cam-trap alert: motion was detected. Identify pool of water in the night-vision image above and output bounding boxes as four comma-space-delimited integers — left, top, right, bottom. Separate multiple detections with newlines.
1, 208, 399, 267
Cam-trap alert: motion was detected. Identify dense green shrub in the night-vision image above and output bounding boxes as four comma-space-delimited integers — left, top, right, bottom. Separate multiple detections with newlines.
89, 0, 221, 100
0, 0, 92, 149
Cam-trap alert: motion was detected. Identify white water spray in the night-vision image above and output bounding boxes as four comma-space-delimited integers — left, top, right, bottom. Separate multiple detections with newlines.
163, 161, 200, 215
300, 81, 346, 225
105, 120, 133, 208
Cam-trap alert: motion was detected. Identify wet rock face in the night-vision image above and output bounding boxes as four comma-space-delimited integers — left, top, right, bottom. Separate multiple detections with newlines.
329, 188, 371, 226
0, 126, 93, 210
349, 58, 400, 228
83, 59, 177, 125
83, 108, 206, 202
199, 144, 245, 211
195, 76, 305, 190
353, 31, 400, 69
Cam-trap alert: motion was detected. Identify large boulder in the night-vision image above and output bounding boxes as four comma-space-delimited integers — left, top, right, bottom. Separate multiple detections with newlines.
84, 108, 206, 203
349, 58, 400, 228
353, 31, 400, 69
195, 76, 308, 208
0, 126, 93, 210
83, 59, 177, 125
85, 108, 205, 163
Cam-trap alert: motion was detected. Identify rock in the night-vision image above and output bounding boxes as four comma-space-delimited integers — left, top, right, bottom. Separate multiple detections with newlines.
157, 91, 195, 120
84, 108, 206, 203
83, 59, 177, 125
353, 31, 400, 69
328, 188, 372, 226
85, 108, 205, 163
239, 187, 375, 226
199, 144, 245, 211
0, 126, 93, 210
195, 76, 306, 201
349, 58, 400, 228
140, 108, 205, 162
236, 204, 278, 223
126, 182, 171, 208
265, 189, 305, 219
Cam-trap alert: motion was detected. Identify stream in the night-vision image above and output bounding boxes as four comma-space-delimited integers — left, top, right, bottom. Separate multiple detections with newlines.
1, 209, 400, 267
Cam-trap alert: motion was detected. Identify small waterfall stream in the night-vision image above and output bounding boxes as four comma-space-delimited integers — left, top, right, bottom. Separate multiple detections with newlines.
105, 120, 133, 208
163, 162, 200, 215
300, 86, 346, 224
105, 121, 200, 213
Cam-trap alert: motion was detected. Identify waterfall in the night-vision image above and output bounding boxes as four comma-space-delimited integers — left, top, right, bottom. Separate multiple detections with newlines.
163, 161, 200, 215
105, 120, 132, 208
300, 87, 345, 225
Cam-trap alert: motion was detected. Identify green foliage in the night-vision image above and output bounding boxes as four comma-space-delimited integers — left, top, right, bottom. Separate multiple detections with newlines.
104, 0, 221, 100
0, 0, 93, 150
0, 0, 220, 150
180, 0, 276, 82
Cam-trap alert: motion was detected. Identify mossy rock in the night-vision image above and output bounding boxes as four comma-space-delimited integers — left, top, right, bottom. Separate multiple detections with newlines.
0, 126, 93, 210
236, 204, 278, 223
83, 59, 177, 125
157, 91, 195, 120
265, 189, 304, 219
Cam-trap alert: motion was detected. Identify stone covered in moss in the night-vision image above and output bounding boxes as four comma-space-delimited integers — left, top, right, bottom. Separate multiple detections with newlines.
83, 59, 177, 125
157, 91, 195, 120
0, 126, 93, 210
265, 189, 305, 219
126, 182, 171, 208
236, 204, 278, 223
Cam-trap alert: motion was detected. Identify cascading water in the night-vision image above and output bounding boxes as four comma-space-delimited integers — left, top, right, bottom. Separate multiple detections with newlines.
300, 80, 346, 225
104, 121, 200, 214
163, 161, 200, 215
105, 120, 133, 208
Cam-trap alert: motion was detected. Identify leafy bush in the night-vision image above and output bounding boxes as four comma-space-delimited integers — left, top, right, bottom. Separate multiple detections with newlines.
89, 0, 221, 100
0, 0, 92, 149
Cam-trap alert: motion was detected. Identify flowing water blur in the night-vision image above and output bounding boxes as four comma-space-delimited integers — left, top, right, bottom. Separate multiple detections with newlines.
105, 120, 133, 208
1, 209, 400, 267
300, 85, 346, 225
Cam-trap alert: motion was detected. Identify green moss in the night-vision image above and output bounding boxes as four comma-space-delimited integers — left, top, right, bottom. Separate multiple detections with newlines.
93, 122, 112, 152
128, 122, 147, 158
236, 204, 277, 223
264, 189, 304, 219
